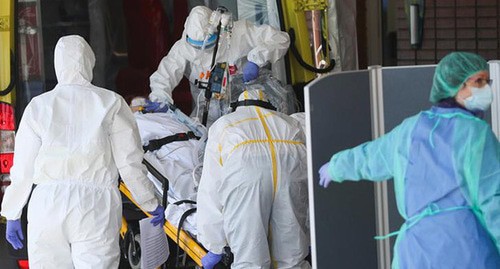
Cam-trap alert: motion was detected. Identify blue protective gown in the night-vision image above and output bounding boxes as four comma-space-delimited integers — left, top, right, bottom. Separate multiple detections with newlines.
327, 106, 500, 269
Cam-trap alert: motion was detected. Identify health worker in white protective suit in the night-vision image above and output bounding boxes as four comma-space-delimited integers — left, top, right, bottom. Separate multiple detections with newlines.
197, 90, 311, 269
146, 5, 290, 124
1, 35, 165, 268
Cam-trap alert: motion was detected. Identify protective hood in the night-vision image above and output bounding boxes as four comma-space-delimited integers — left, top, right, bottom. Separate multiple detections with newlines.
54, 35, 95, 85
184, 6, 212, 42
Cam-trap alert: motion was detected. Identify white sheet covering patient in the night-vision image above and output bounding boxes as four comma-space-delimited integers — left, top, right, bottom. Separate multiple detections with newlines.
131, 100, 202, 235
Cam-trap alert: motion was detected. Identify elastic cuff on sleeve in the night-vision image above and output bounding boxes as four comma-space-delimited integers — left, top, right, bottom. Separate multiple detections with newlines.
141, 199, 160, 213
328, 155, 342, 182
208, 246, 224, 255
0, 210, 23, 221
149, 91, 174, 105
246, 55, 265, 67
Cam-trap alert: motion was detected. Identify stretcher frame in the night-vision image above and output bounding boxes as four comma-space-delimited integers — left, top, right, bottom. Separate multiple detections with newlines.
119, 181, 206, 266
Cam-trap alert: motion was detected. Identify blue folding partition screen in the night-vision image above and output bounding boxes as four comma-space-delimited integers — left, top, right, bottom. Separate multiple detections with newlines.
306, 65, 436, 268
305, 70, 377, 269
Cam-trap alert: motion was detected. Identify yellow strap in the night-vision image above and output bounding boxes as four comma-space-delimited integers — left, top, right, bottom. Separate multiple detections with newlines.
255, 107, 278, 197
229, 139, 303, 155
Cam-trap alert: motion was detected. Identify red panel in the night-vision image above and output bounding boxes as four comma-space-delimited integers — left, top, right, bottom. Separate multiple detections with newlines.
172, 1, 189, 40
117, 0, 192, 113
17, 260, 30, 269
172, 78, 192, 115
115, 67, 150, 104
0, 103, 15, 131
0, 153, 14, 174
122, 0, 170, 71
170, 1, 192, 114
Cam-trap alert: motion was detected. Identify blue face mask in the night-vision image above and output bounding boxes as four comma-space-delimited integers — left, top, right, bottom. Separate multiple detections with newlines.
464, 84, 493, 111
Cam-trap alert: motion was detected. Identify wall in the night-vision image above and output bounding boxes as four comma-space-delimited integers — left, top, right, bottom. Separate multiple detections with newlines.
396, 0, 500, 65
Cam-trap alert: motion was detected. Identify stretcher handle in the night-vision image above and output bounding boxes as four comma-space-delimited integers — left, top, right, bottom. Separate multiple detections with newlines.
142, 158, 169, 207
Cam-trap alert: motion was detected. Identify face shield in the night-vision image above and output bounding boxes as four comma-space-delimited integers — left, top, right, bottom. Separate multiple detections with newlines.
184, 6, 233, 51
184, 6, 212, 49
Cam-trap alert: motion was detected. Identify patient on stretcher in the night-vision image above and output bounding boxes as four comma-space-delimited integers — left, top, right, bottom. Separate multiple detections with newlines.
129, 97, 204, 236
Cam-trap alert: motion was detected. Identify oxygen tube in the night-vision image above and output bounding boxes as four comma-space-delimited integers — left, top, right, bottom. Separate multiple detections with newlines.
201, 21, 221, 127
199, 6, 229, 126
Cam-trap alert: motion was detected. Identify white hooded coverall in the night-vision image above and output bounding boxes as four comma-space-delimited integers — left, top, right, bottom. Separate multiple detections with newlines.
197, 90, 311, 269
149, 6, 290, 119
0, 35, 159, 268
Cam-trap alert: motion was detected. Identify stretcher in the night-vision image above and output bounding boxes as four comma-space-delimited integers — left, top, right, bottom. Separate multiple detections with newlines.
119, 109, 233, 268
119, 181, 206, 267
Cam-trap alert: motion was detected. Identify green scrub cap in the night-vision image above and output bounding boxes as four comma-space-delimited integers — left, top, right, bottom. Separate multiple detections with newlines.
430, 52, 488, 103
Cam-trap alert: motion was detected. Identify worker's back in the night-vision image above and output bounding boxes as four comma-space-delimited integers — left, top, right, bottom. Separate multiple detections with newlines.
213, 105, 305, 167
17, 35, 139, 186
25, 84, 126, 185
197, 90, 311, 268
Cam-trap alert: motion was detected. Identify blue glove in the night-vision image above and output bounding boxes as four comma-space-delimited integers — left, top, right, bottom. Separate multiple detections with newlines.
201, 251, 223, 269
319, 163, 333, 188
242, 61, 259, 82
6, 219, 24, 250
143, 100, 169, 113
149, 205, 165, 226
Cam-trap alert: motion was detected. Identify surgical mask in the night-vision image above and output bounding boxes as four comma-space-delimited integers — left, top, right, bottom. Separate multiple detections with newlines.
463, 84, 493, 111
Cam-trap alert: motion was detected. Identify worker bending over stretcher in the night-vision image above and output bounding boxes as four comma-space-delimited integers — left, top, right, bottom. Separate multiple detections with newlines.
197, 90, 311, 269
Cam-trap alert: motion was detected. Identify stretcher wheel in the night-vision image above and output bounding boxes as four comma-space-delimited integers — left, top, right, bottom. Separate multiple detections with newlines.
127, 233, 141, 269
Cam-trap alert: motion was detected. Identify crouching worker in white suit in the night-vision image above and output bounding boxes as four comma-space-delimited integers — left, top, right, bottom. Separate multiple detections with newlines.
197, 89, 311, 269
1, 35, 165, 268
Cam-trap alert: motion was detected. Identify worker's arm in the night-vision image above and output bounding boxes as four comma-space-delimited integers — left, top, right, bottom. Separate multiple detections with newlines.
327, 118, 415, 183
241, 20, 290, 66
197, 128, 226, 255
149, 41, 188, 104
109, 96, 158, 212
475, 127, 500, 252
1, 104, 41, 220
